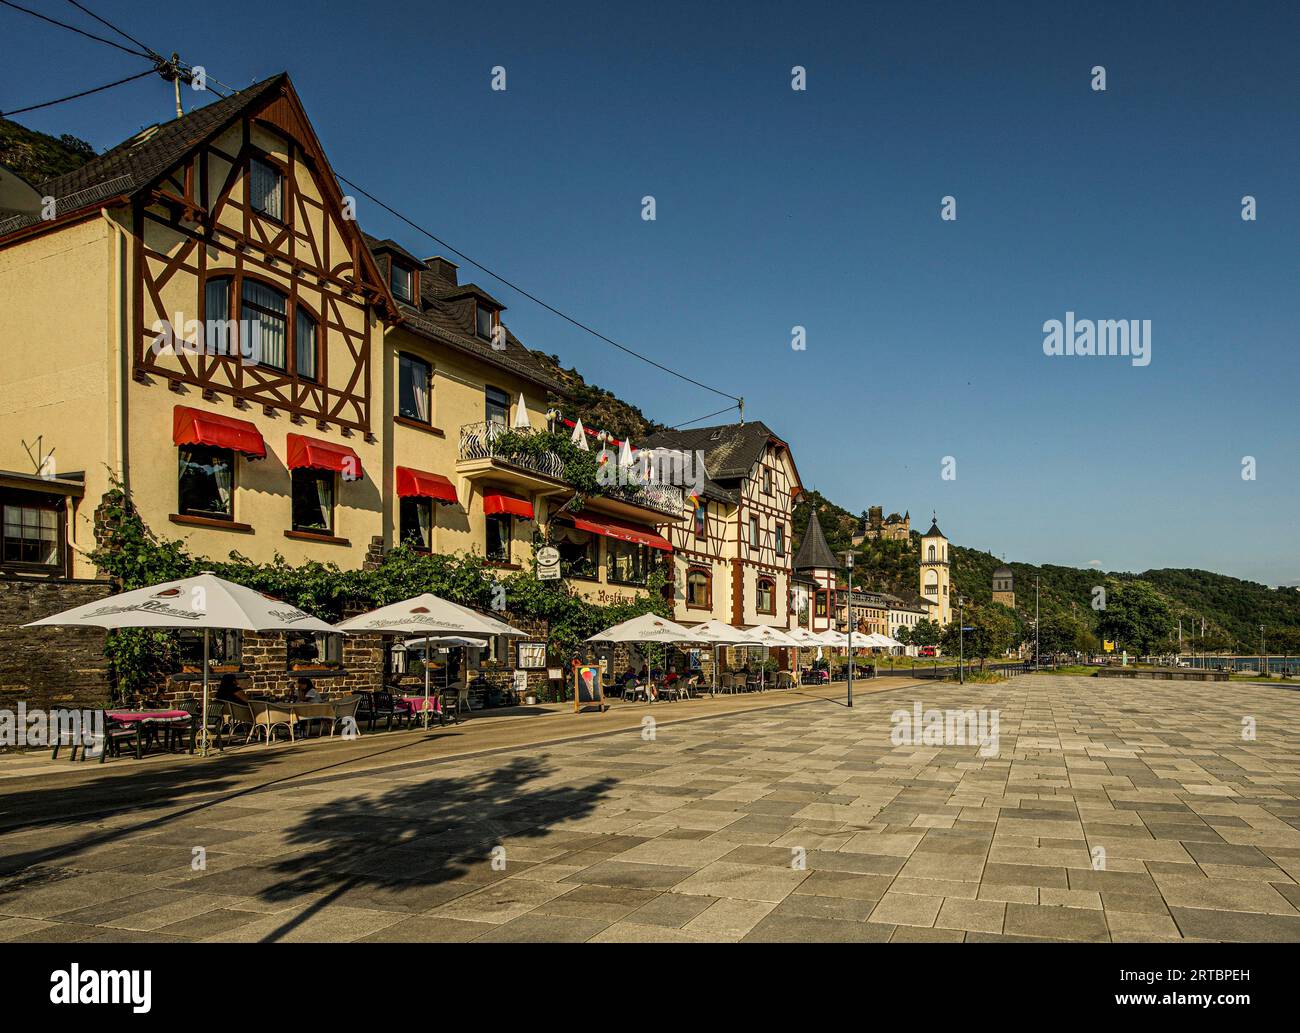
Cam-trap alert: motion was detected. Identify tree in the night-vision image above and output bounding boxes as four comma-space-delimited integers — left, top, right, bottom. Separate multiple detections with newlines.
1098, 580, 1174, 655
911, 618, 942, 648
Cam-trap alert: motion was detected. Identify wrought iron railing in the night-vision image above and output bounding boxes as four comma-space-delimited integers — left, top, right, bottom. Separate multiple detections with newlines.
457, 422, 685, 517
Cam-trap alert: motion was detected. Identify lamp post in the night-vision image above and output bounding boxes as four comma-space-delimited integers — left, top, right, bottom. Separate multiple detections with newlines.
845, 551, 854, 708
1260, 625, 1266, 678
1034, 575, 1040, 671
958, 595, 966, 685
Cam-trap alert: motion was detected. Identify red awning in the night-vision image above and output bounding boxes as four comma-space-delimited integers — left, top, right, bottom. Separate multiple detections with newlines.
396, 466, 457, 504
571, 512, 672, 552
482, 490, 534, 520
286, 433, 364, 481
172, 405, 266, 459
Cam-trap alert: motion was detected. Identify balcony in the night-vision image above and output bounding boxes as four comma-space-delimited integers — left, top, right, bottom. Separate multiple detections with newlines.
457, 422, 686, 521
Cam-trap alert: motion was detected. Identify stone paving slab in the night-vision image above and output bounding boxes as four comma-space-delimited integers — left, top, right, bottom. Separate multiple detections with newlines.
1, 675, 1298, 942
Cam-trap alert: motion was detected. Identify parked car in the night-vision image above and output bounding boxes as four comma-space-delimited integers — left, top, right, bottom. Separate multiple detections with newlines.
919, 646, 937, 657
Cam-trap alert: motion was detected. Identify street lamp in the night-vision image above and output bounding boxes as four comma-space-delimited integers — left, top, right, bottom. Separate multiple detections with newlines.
958, 595, 966, 685
844, 551, 854, 708
1034, 575, 1040, 671
1260, 624, 1266, 678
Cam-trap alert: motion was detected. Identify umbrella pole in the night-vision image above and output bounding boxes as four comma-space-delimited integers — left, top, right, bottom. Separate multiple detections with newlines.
712, 644, 716, 698
423, 650, 431, 730
200, 628, 210, 758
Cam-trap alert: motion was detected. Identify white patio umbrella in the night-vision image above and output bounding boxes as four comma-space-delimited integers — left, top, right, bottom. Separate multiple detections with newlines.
586, 612, 697, 643
398, 634, 489, 728
513, 393, 531, 429
25, 572, 333, 756
784, 626, 826, 686
570, 418, 589, 449
335, 594, 526, 724
688, 619, 756, 696
742, 624, 802, 689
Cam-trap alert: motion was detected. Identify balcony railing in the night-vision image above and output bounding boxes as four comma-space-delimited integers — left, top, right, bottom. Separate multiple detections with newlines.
459, 422, 566, 481
457, 423, 685, 518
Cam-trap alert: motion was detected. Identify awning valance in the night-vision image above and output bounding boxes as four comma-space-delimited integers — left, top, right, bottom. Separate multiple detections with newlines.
571, 512, 672, 552
482, 490, 534, 520
173, 405, 266, 459
396, 466, 457, 504
286, 433, 363, 481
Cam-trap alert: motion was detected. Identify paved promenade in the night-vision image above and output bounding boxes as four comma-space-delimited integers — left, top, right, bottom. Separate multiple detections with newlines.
1, 675, 1298, 942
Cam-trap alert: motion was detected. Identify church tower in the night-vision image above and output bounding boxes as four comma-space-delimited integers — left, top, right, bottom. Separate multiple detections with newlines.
919, 513, 952, 626
992, 562, 1015, 608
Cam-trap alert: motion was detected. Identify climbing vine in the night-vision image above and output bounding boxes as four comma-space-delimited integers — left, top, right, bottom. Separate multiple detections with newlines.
89, 485, 671, 695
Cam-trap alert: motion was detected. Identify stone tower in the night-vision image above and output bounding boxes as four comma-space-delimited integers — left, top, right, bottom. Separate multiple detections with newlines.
992, 562, 1015, 608
919, 513, 952, 627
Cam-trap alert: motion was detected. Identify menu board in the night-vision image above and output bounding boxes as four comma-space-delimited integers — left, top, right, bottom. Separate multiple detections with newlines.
574, 665, 604, 713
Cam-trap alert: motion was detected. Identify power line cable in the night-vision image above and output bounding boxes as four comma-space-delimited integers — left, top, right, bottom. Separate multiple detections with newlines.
671, 404, 742, 429
1, 66, 154, 117
62, 0, 161, 59
334, 172, 742, 404
0, 0, 152, 59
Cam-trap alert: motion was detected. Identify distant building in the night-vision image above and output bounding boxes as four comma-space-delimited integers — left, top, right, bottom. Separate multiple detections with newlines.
882, 593, 929, 654
852, 505, 910, 545
992, 563, 1015, 608
919, 514, 952, 626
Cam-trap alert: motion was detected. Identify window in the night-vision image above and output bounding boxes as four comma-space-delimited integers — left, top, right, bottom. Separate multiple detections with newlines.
205, 277, 233, 355
815, 592, 828, 618
249, 157, 283, 220
693, 501, 706, 539
178, 445, 234, 520
748, 515, 759, 548
762, 467, 772, 494
292, 468, 334, 533
176, 629, 241, 671
485, 385, 510, 426
554, 524, 598, 579
399, 353, 431, 422
756, 577, 776, 615
608, 539, 651, 585
686, 567, 711, 608
927, 544, 936, 561
399, 497, 433, 549
775, 524, 785, 556
2, 502, 59, 566
476, 303, 494, 340
390, 262, 413, 304
486, 513, 511, 563
295, 307, 317, 380
286, 631, 343, 670
242, 280, 287, 370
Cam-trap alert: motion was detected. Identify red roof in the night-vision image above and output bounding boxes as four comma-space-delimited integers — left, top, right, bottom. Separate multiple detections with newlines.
396, 466, 457, 504
571, 512, 672, 552
172, 405, 266, 458
482, 490, 534, 520
285, 433, 363, 481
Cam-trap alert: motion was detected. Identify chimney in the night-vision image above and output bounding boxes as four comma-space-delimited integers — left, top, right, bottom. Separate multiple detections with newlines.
425, 256, 459, 285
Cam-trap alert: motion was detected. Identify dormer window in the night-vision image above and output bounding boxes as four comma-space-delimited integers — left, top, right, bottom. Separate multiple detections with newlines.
476, 303, 495, 341
390, 262, 414, 304
249, 157, 283, 221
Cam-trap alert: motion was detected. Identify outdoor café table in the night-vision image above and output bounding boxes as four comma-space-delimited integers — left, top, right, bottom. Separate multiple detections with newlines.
105, 710, 191, 755
280, 700, 341, 738
401, 694, 443, 727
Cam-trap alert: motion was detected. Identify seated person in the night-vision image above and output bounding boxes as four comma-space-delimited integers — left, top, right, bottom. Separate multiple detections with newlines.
215, 673, 248, 705
293, 677, 321, 702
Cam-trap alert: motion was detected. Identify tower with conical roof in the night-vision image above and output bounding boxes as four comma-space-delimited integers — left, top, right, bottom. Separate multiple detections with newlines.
919, 512, 951, 626
793, 508, 840, 632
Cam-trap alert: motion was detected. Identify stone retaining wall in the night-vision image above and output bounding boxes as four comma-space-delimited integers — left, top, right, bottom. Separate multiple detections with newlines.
0, 576, 113, 712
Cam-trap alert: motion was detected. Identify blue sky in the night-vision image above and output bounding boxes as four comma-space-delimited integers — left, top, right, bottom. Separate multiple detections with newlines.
3, 0, 1297, 584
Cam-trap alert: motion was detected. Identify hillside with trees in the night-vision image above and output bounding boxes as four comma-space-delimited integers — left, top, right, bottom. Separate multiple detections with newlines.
0, 118, 95, 185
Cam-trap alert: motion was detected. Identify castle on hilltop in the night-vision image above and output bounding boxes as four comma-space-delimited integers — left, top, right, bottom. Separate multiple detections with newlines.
852, 506, 910, 544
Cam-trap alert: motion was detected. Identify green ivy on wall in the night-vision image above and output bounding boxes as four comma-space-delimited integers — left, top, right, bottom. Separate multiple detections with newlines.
90, 486, 672, 697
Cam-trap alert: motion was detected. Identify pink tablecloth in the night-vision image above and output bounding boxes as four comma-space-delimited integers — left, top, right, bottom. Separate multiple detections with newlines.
106, 710, 190, 723
401, 695, 442, 714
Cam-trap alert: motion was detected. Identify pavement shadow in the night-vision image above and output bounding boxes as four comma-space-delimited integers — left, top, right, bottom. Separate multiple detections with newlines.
251, 755, 615, 941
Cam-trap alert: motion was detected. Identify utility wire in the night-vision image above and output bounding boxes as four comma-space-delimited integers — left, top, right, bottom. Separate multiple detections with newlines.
334, 172, 743, 404
1, 67, 154, 117
63, 0, 161, 60
671, 404, 741, 430
0, 0, 152, 59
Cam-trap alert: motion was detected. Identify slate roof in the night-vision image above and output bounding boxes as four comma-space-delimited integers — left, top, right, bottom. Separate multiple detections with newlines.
923, 518, 945, 538
993, 565, 1013, 578
792, 508, 840, 572
0, 75, 287, 239
640, 420, 797, 506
